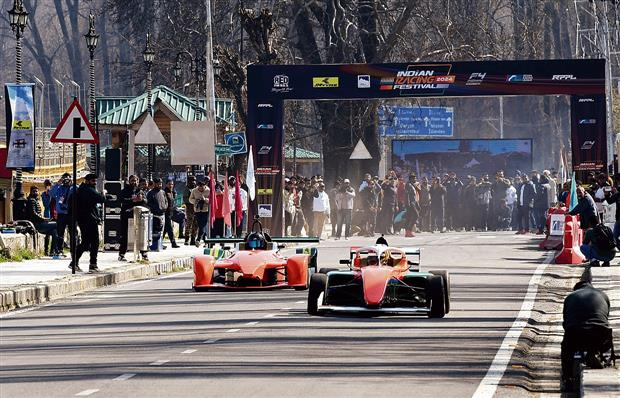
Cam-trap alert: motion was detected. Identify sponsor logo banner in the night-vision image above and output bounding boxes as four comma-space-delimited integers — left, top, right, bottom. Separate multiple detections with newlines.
256, 166, 280, 175
552, 74, 577, 80
466, 73, 486, 86
578, 119, 596, 125
312, 77, 339, 88
272, 75, 292, 93
5, 83, 36, 170
506, 74, 533, 82
257, 146, 272, 155
357, 75, 370, 88
379, 64, 455, 95
258, 188, 273, 195
258, 204, 272, 218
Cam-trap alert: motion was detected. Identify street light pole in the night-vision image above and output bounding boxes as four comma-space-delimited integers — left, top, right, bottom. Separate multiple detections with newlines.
143, 31, 156, 181
7, 0, 29, 213
85, 12, 99, 176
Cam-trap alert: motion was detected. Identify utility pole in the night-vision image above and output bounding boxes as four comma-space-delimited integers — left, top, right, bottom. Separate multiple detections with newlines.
204, 0, 218, 174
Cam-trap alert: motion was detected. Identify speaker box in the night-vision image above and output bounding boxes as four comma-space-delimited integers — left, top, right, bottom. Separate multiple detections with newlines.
105, 148, 122, 181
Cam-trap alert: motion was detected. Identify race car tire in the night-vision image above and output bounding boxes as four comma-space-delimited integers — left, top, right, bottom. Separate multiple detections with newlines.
427, 275, 446, 318
308, 273, 327, 315
429, 270, 450, 314
318, 268, 338, 274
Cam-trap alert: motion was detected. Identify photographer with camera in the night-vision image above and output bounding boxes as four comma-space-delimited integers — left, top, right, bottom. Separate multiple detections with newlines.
189, 180, 210, 246
334, 178, 355, 240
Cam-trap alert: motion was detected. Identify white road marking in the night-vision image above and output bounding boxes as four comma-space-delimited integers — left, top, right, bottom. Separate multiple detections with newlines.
113, 373, 136, 381
281, 307, 292, 310
471, 252, 553, 398
203, 338, 220, 344
75, 389, 99, 396
477, 236, 497, 239
226, 328, 241, 333
149, 359, 170, 366
295, 300, 305, 304
245, 321, 259, 326
263, 313, 277, 318
182, 349, 197, 354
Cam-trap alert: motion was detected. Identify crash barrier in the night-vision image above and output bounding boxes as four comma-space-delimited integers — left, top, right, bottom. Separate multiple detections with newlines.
540, 207, 568, 250
554, 214, 585, 264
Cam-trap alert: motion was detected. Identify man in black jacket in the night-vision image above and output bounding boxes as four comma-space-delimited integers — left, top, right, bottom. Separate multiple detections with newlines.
26, 186, 59, 256
147, 178, 167, 251
516, 174, 536, 234
569, 186, 597, 230
118, 175, 148, 261
69, 174, 105, 272
163, 179, 180, 248
561, 281, 613, 390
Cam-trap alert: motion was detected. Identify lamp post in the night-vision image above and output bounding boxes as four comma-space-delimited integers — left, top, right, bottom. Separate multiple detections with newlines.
173, 50, 201, 121
84, 12, 99, 175
7, 0, 29, 212
143, 31, 155, 181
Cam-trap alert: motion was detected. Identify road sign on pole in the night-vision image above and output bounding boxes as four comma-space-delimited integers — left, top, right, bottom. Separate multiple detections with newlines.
50, 98, 99, 144
224, 132, 247, 155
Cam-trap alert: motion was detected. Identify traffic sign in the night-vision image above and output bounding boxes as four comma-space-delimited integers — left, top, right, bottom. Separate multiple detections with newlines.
215, 144, 233, 156
378, 106, 453, 137
50, 98, 99, 144
224, 132, 247, 155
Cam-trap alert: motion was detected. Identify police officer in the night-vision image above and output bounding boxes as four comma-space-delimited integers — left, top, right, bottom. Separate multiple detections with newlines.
69, 173, 106, 273
561, 280, 613, 390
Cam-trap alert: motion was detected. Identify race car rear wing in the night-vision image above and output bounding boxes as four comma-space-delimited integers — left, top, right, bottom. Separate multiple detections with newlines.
203, 237, 319, 248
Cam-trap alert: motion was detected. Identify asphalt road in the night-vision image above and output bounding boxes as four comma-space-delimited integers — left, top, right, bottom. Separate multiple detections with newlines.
0, 232, 561, 398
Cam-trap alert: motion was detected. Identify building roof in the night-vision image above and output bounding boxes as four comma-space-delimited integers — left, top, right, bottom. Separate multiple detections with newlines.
284, 145, 320, 160
96, 85, 233, 126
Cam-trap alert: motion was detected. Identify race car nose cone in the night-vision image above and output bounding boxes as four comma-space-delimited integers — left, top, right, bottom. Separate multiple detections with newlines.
361, 267, 392, 306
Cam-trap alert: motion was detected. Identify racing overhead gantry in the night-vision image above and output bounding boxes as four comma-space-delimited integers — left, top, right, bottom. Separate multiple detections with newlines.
247, 59, 607, 234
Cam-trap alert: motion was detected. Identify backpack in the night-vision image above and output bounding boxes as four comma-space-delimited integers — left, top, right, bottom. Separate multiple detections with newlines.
592, 223, 616, 251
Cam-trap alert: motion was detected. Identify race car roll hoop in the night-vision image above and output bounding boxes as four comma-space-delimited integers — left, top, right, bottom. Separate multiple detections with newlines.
193, 217, 319, 291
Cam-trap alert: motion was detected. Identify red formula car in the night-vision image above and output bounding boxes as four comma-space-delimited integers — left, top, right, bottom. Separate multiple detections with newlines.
193, 220, 318, 291
308, 237, 450, 317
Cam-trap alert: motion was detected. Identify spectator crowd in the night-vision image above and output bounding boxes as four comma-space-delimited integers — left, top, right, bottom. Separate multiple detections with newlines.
281, 169, 611, 239
14, 171, 249, 272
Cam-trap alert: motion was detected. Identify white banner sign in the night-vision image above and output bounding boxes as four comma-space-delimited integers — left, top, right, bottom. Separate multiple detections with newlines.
170, 121, 215, 166
550, 214, 565, 236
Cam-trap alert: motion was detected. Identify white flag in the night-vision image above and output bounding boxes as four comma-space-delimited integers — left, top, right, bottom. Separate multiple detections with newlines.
246, 145, 256, 201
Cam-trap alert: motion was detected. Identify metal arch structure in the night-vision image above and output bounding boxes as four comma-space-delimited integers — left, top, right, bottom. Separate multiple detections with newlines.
247, 59, 607, 235
574, 0, 620, 165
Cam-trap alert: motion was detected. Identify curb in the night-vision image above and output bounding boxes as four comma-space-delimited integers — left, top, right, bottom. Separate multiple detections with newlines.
0, 256, 194, 313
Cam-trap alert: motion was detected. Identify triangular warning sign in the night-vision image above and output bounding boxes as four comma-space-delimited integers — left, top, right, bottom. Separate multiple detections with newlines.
349, 138, 372, 160
135, 113, 167, 145
50, 99, 98, 144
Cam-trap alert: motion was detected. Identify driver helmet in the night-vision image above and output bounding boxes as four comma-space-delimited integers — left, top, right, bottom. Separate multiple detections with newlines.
246, 232, 267, 250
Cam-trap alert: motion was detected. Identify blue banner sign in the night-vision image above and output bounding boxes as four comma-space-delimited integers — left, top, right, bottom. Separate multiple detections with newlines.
224, 131, 247, 155
5, 83, 36, 170
378, 106, 453, 137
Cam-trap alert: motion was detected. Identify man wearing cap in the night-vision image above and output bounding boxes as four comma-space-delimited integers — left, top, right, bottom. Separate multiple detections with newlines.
69, 173, 106, 272
50, 172, 75, 254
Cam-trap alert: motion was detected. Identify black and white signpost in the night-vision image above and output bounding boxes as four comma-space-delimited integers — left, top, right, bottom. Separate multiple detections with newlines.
50, 98, 99, 274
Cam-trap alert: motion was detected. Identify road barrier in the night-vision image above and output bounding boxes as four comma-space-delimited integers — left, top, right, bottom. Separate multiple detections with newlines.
539, 207, 567, 250
554, 214, 585, 264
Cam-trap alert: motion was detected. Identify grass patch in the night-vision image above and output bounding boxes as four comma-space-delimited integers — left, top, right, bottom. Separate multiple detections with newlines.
0, 248, 37, 262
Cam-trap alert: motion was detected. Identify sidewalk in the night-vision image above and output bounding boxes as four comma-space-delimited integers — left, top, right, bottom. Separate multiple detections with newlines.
0, 244, 205, 313
582, 264, 620, 397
